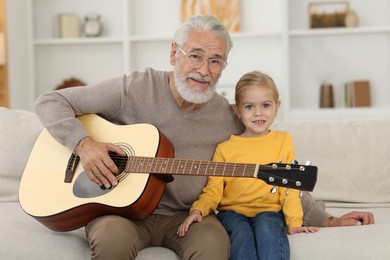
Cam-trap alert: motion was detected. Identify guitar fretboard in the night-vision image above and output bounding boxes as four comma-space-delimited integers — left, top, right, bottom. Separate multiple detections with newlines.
125, 156, 259, 177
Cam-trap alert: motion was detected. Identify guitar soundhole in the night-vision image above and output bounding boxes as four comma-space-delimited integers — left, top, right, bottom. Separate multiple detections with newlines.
110, 152, 128, 182
73, 143, 133, 199
113, 142, 134, 182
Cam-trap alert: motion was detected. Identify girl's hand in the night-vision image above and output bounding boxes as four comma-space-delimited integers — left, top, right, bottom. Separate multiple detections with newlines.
177, 210, 203, 237
288, 226, 320, 235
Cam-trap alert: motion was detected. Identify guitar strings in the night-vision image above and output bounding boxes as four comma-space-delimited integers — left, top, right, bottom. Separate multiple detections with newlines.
109, 154, 302, 188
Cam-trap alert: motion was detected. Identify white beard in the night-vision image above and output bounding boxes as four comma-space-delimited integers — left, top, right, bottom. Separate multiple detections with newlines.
173, 70, 216, 104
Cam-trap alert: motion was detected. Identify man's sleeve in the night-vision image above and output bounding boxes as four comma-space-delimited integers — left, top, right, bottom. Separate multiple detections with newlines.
301, 191, 332, 227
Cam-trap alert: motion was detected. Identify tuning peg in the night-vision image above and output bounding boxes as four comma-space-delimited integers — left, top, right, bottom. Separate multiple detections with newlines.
299, 191, 303, 198
291, 160, 298, 165
285, 188, 289, 196
279, 159, 283, 163
305, 160, 312, 166
270, 186, 277, 194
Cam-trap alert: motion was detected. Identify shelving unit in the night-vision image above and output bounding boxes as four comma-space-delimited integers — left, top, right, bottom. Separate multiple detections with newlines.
287, 0, 390, 120
23, 0, 390, 120
26, 0, 286, 110
27, 0, 127, 101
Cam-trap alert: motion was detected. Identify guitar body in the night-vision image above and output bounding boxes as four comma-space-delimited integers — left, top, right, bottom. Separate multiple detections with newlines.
19, 114, 174, 232
20, 114, 318, 232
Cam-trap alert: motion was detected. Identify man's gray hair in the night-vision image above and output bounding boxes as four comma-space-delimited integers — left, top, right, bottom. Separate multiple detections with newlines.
174, 15, 233, 58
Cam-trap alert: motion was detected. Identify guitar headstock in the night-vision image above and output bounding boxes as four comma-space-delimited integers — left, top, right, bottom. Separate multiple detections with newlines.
255, 161, 317, 191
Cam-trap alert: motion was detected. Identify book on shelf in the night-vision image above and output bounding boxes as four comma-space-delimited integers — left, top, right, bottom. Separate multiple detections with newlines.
58, 13, 80, 38
345, 80, 371, 107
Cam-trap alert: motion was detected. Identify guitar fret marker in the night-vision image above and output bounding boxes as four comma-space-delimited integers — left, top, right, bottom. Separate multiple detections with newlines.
211, 166, 216, 176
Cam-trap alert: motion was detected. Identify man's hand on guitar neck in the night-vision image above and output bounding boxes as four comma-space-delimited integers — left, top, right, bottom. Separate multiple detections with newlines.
75, 136, 126, 189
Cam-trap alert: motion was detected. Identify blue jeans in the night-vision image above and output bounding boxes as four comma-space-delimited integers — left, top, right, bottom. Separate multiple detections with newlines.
217, 210, 290, 260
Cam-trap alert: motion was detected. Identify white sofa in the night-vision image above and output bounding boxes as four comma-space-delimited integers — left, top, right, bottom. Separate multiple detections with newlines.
1, 107, 389, 259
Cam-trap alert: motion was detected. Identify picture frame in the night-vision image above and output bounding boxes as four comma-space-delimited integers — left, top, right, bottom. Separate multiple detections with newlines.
309, 1, 349, 28
181, 0, 240, 32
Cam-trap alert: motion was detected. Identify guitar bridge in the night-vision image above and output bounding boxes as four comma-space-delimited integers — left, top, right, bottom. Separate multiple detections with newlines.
64, 153, 80, 183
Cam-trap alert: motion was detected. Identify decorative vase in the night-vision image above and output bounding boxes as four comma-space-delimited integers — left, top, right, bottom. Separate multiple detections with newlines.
320, 84, 334, 108
345, 9, 359, 27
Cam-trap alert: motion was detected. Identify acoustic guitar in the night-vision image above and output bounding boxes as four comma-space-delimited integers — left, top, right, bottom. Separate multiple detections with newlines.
19, 114, 317, 232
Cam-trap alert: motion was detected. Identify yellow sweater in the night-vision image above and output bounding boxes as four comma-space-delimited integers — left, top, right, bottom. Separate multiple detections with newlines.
191, 130, 303, 229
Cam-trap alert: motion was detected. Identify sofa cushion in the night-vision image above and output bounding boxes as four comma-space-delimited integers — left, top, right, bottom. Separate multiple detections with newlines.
0, 202, 90, 259
136, 247, 180, 260
290, 207, 390, 260
0, 107, 43, 202
273, 120, 390, 206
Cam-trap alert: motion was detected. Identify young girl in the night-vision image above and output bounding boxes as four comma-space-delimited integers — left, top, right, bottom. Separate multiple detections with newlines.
177, 71, 319, 260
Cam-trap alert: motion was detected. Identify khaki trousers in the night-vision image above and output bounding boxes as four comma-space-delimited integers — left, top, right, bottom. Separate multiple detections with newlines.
86, 211, 230, 260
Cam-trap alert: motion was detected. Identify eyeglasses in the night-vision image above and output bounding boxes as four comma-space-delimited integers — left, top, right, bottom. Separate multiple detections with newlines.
178, 46, 227, 74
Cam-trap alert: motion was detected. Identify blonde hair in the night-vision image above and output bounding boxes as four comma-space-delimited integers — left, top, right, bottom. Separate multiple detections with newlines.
235, 71, 279, 105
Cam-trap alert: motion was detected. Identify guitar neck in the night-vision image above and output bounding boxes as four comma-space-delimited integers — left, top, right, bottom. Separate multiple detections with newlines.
125, 156, 258, 178
114, 154, 317, 191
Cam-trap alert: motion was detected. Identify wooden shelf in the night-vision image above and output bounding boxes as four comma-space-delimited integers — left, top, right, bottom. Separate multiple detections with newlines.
290, 26, 390, 37
287, 108, 390, 121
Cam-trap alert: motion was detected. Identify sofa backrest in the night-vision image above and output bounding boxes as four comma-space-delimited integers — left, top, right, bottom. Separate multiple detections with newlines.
0, 107, 43, 202
272, 119, 390, 207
